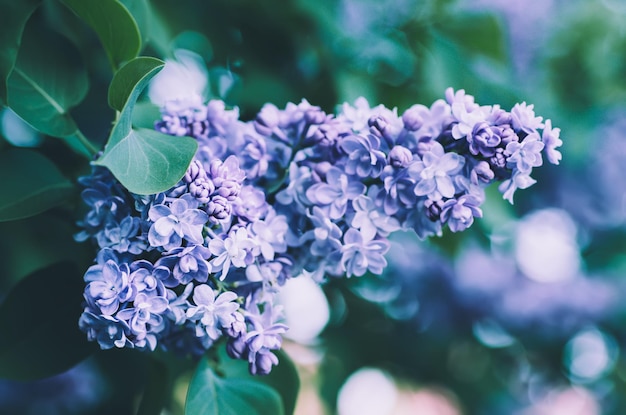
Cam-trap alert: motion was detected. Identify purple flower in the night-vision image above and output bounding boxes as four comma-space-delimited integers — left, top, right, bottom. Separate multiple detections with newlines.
79, 311, 132, 349
467, 122, 502, 157
233, 185, 269, 223
85, 260, 133, 315
511, 102, 544, 134
351, 194, 400, 240
245, 304, 287, 348
541, 119, 563, 165
339, 134, 387, 178
248, 210, 288, 261
129, 260, 168, 297
209, 227, 259, 279
116, 293, 169, 349
305, 166, 366, 219
207, 155, 245, 201
498, 170, 537, 204
339, 228, 390, 277
505, 132, 544, 173
408, 142, 465, 200
148, 195, 209, 250
440, 194, 483, 232
306, 206, 343, 257
96, 216, 145, 254
156, 244, 212, 287
186, 285, 240, 345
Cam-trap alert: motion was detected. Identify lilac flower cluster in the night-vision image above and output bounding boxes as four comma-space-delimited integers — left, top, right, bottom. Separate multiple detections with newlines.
76, 88, 561, 374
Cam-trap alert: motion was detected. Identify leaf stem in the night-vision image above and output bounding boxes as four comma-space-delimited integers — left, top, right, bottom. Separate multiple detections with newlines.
74, 129, 100, 157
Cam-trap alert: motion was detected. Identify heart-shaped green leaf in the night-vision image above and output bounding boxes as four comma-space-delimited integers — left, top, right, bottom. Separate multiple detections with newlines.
95, 127, 198, 195
109, 56, 164, 112
94, 58, 197, 195
0, 0, 42, 104
6, 28, 88, 137
185, 357, 284, 415
61, 0, 141, 70
0, 261, 96, 380
0, 148, 74, 222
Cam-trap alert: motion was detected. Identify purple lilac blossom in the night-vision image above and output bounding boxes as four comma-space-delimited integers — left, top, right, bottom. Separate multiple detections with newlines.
75, 87, 562, 374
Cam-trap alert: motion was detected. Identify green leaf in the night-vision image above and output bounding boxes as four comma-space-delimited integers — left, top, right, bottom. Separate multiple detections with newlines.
137, 357, 170, 415
108, 56, 164, 112
0, 0, 42, 105
95, 127, 197, 194
60, 0, 141, 70
0, 261, 96, 380
118, 0, 151, 49
0, 148, 74, 221
94, 59, 197, 194
6, 28, 88, 137
185, 357, 284, 415
219, 347, 300, 415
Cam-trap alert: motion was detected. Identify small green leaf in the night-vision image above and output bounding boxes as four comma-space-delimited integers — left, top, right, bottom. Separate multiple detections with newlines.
0, 0, 42, 104
219, 347, 300, 415
6, 28, 88, 137
108, 56, 164, 112
61, 0, 141, 70
94, 58, 197, 194
0, 261, 96, 380
0, 148, 74, 221
185, 357, 284, 415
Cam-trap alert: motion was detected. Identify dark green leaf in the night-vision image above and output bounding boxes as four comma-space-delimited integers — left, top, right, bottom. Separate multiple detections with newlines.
0, 0, 42, 105
94, 61, 197, 195
137, 357, 170, 415
185, 357, 284, 415
0, 261, 96, 380
219, 347, 300, 415
108, 56, 164, 112
0, 148, 74, 221
6, 28, 88, 137
118, 0, 151, 49
60, 0, 141, 70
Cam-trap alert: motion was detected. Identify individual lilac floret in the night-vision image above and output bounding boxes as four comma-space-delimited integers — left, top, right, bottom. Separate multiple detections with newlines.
129, 260, 168, 298
339, 134, 387, 178
305, 166, 366, 219
79, 311, 132, 349
339, 228, 390, 277
243, 305, 288, 375
511, 102, 544, 134
148, 195, 209, 250
186, 285, 240, 348
156, 244, 212, 287
84, 260, 133, 315
351, 194, 400, 240
505, 132, 544, 173
116, 293, 169, 350
408, 141, 465, 201
95, 216, 146, 255
440, 194, 484, 232
541, 119, 563, 165
209, 227, 259, 279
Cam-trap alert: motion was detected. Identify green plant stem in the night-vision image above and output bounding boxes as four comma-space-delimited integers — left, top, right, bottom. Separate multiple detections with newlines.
74, 129, 99, 157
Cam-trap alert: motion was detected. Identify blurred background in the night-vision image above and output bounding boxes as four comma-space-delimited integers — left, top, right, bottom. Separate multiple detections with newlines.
3, 0, 626, 413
